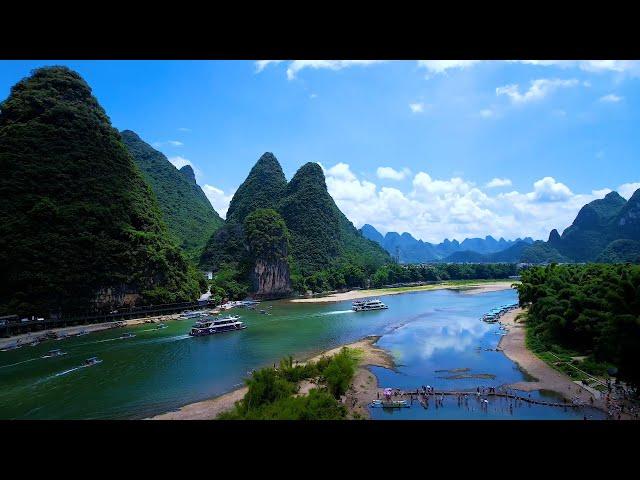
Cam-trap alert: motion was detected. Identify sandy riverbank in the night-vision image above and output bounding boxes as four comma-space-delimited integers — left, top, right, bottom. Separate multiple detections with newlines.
498, 309, 605, 408
149, 335, 395, 420
0, 312, 191, 350
290, 280, 516, 304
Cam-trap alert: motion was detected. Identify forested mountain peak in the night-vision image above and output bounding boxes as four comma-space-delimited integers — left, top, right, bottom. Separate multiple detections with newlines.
120, 129, 223, 261
0, 67, 203, 316
568, 191, 627, 232
180, 165, 196, 184
225, 152, 287, 224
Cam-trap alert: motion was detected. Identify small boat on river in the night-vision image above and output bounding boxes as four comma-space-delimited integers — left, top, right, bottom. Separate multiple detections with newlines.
352, 299, 388, 312
189, 316, 246, 336
119, 332, 136, 339
42, 349, 67, 359
84, 357, 102, 366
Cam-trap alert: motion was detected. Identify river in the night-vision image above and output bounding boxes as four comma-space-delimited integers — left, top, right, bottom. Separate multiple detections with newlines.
0, 287, 604, 419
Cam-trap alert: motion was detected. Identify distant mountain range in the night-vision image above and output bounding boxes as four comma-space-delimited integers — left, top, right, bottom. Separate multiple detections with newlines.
362, 188, 640, 264
360, 224, 534, 263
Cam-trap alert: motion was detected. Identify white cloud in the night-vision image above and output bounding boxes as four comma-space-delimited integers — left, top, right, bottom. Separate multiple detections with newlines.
322, 163, 609, 243
409, 102, 424, 113
284, 60, 384, 80
167, 156, 203, 182
528, 177, 573, 202
618, 182, 640, 199
255, 60, 284, 72
377, 167, 411, 181
168, 156, 191, 169
496, 78, 579, 104
154, 140, 183, 147
202, 185, 235, 218
600, 93, 622, 103
485, 178, 512, 188
417, 60, 481, 75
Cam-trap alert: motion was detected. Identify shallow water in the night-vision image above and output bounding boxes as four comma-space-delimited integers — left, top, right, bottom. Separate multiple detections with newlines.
0, 288, 604, 419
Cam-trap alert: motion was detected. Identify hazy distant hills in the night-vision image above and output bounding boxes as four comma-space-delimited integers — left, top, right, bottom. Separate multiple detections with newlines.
363, 188, 640, 264
360, 224, 534, 263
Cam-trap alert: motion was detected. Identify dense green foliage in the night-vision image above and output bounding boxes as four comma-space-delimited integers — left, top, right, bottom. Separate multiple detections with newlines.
596, 239, 640, 263
200, 154, 390, 297
371, 263, 518, 287
279, 163, 389, 292
225, 152, 287, 224
516, 264, 640, 385
0, 67, 202, 316
121, 130, 223, 262
545, 191, 640, 263
219, 348, 359, 420
243, 209, 289, 262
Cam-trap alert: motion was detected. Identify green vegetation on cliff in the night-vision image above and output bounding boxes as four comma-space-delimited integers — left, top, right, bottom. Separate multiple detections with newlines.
516, 264, 640, 385
244, 209, 290, 262
121, 130, 223, 262
0, 67, 203, 316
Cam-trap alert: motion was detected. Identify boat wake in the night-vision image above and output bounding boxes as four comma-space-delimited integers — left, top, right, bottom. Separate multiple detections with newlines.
319, 310, 354, 316
54, 365, 86, 377
0, 357, 40, 369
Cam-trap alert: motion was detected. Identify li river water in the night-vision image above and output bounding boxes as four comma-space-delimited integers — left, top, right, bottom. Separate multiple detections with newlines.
0, 287, 605, 420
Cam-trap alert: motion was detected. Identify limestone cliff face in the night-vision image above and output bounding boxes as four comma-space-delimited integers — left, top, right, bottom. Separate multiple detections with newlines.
252, 258, 292, 298
93, 285, 142, 311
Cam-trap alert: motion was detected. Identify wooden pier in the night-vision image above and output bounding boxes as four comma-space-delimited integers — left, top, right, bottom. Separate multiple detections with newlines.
376, 389, 583, 408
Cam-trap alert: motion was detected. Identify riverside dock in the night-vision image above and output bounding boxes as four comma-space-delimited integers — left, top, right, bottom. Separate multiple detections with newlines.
371, 388, 584, 408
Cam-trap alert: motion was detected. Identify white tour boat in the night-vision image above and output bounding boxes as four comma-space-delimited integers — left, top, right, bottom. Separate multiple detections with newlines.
352, 299, 388, 312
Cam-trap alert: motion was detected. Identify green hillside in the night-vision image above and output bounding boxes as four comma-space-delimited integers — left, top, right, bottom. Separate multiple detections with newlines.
121, 130, 223, 262
0, 67, 203, 316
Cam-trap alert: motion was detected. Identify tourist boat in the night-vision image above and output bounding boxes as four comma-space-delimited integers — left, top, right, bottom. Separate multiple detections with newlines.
155, 323, 167, 330
83, 357, 102, 366
119, 332, 136, 339
42, 349, 67, 358
189, 316, 246, 336
352, 299, 388, 312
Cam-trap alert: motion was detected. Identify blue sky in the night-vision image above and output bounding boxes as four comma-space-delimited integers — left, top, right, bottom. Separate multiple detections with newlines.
1, 60, 639, 242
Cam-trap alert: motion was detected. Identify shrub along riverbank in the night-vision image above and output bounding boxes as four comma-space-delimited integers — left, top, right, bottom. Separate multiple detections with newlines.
218, 348, 360, 420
